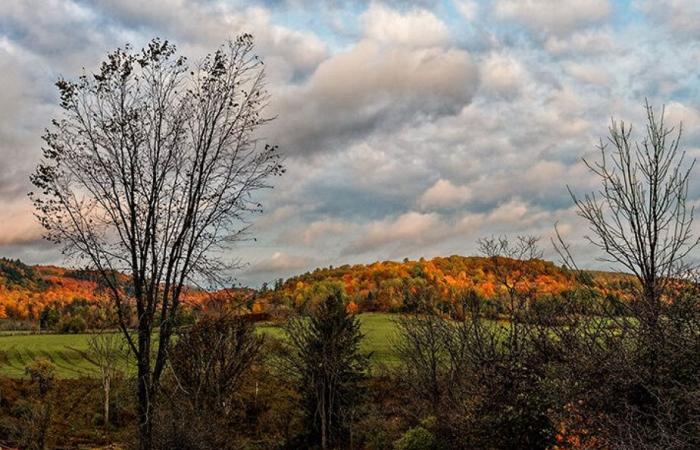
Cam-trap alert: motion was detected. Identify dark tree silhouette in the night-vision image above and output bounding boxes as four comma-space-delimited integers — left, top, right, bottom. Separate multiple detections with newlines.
279, 287, 369, 449
554, 102, 700, 449
30, 35, 283, 450
562, 101, 698, 330
157, 314, 263, 449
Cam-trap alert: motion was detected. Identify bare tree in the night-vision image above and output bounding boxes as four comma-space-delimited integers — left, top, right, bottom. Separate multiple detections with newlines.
394, 303, 448, 416
553, 102, 700, 449
155, 314, 264, 449
562, 101, 698, 329
30, 35, 283, 449
76, 332, 129, 427
394, 236, 557, 449
477, 235, 543, 348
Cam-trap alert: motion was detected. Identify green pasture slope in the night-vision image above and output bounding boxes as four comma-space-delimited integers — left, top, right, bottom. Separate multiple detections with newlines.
0, 313, 401, 379
0, 333, 103, 378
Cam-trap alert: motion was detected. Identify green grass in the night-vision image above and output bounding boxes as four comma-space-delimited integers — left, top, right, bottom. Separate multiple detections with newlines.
258, 312, 401, 367
0, 332, 109, 378
0, 313, 402, 379
357, 313, 401, 367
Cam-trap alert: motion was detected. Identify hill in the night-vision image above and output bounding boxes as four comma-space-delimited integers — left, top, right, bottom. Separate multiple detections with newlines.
0, 259, 253, 330
253, 255, 636, 315
0, 255, 636, 329
0, 259, 107, 325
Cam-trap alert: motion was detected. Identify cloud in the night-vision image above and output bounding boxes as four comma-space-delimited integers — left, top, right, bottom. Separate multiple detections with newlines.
361, 3, 449, 48
454, 0, 479, 21
273, 40, 478, 155
494, 0, 611, 36
544, 29, 615, 56
245, 251, 315, 276
418, 179, 471, 210
0, 0, 105, 65
0, 0, 699, 285
341, 211, 447, 256
270, 3, 478, 156
565, 62, 610, 86
664, 102, 700, 131
480, 51, 527, 97
637, 0, 700, 38
0, 197, 44, 246
87, 1, 328, 82
277, 218, 351, 245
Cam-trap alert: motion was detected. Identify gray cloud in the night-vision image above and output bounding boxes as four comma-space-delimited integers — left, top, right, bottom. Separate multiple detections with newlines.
271, 40, 479, 156
493, 0, 611, 37
244, 251, 317, 277
636, 0, 700, 38
0, 0, 699, 286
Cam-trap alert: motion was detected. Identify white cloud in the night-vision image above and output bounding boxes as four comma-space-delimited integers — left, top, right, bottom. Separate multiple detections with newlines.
246, 251, 315, 275
89, 2, 328, 79
480, 52, 526, 97
545, 29, 615, 55
0, 197, 44, 246
637, 0, 700, 38
277, 218, 351, 245
455, 0, 479, 21
342, 211, 447, 255
361, 3, 449, 48
272, 39, 478, 155
565, 62, 610, 86
494, 0, 611, 36
487, 199, 530, 224
418, 179, 471, 209
664, 102, 700, 131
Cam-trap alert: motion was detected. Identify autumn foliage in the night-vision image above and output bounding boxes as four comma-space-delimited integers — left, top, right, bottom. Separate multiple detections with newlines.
254, 255, 635, 315
0, 256, 636, 328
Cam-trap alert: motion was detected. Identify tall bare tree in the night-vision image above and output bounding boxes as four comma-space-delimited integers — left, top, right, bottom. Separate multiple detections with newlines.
553, 102, 700, 448
563, 101, 698, 329
30, 35, 283, 449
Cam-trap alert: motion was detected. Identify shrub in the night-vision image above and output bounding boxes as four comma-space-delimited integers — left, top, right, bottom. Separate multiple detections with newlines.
394, 422, 437, 450
57, 316, 87, 334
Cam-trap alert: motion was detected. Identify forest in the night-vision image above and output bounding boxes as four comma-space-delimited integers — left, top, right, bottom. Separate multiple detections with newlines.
0, 254, 636, 330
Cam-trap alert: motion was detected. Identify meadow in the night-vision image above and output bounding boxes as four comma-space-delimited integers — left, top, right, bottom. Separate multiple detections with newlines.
0, 313, 401, 378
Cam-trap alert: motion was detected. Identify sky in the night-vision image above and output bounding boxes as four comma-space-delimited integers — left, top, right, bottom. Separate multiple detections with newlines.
1, 0, 700, 286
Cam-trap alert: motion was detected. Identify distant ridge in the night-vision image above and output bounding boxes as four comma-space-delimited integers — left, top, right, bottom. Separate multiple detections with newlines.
0, 255, 636, 323
252, 255, 635, 314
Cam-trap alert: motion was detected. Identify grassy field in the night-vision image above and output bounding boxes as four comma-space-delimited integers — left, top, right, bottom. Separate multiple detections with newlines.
0, 313, 401, 378
0, 333, 105, 378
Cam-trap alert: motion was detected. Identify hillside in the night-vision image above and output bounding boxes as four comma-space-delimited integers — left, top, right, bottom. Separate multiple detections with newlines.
0, 256, 636, 328
0, 259, 252, 329
254, 255, 636, 314
0, 259, 106, 324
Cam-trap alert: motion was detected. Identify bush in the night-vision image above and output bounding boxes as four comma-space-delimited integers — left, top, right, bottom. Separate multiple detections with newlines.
394, 422, 437, 450
154, 314, 264, 449
0, 319, 38, 332
57, 316, 87, 334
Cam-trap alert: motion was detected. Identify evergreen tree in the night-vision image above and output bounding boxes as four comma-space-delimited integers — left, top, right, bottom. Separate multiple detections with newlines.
281, 287, 369, 449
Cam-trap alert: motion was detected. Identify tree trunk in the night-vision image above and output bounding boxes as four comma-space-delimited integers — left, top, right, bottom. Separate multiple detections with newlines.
137, 370, 152, 450
137, 327, 153, 450
103, 375, 110, 427
320, 383, 327, 450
